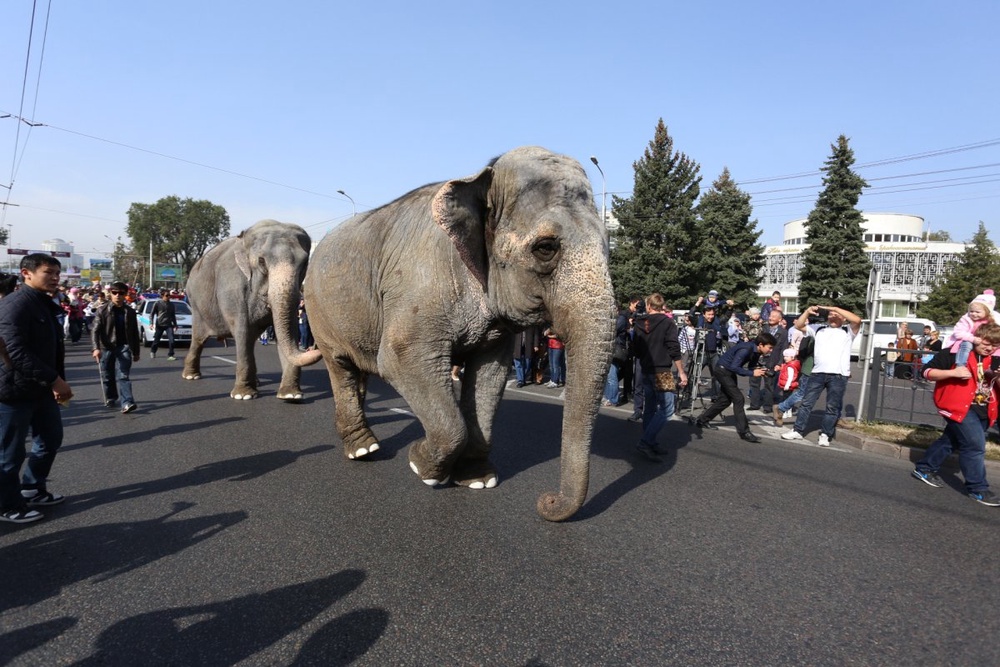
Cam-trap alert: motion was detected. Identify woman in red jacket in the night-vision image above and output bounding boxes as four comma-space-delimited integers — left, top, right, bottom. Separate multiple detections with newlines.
911, 322, 1000, 506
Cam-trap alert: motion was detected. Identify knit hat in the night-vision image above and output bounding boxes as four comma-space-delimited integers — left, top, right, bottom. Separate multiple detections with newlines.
782, 348, 797, 360
972, 289, 996, 311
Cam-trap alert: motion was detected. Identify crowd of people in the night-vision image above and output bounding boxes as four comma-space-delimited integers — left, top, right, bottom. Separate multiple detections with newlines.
596, 288, 1000, 507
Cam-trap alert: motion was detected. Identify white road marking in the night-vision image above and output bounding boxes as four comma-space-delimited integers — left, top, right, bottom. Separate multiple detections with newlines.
211, 356, 237, 365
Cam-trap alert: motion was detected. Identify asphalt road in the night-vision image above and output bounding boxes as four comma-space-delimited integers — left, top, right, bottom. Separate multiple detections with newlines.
2, 342, 998, 666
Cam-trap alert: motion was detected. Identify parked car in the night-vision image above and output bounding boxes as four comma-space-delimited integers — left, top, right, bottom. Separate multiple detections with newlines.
137, 298, 194, 347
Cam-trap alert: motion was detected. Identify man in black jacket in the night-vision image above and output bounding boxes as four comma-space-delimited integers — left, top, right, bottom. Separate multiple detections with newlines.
632, 293, 688, 461
0, 254, 73, 524
92, 281, 142, 413
149, 289, 178, 360
693, 332, 777, 443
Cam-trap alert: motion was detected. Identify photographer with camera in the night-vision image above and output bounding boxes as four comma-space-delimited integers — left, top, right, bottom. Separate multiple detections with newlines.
692, 332, 777, 443
781, 305, 861, 446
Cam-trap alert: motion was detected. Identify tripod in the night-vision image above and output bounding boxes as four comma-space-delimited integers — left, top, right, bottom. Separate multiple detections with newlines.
682, 329, 711, 420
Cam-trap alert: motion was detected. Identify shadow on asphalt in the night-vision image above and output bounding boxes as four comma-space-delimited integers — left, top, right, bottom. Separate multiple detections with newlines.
70, 570, 386, 666
59, 446, 335, 515
0, 503, 247, 614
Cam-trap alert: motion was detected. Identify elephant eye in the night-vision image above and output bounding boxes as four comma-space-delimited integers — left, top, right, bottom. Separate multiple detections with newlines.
531, 237, 560, 262
257, 257, 268, 273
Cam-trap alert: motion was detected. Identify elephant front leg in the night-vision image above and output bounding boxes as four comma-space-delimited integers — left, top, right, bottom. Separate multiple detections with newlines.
275, 338, 305, 401
231, 321, 259, 400
381, 347, 468, 486
451, 344, 511, 489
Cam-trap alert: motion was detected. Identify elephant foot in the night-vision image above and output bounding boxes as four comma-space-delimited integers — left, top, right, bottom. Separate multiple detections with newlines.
409, 461, 450, 487
182, 371, 201, 380
407, 441, 453, 486
346, 442, 380, 460
230, 386, 259, 400
452, 458, 498, 490
276, 387, 304, 401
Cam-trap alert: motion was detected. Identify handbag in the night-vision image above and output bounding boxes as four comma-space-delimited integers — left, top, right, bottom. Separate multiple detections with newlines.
653, 370, 676, 392
612, 342, 630, 364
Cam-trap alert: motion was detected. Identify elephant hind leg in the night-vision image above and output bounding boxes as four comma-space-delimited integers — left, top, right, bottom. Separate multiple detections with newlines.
328, 358, 379, 459
182, 335, 208, 380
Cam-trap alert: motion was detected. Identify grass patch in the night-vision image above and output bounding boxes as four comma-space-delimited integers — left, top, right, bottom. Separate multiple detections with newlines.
841, 419, 1000, 461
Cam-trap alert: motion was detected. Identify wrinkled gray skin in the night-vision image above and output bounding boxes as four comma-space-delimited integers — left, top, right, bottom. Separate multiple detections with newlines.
183, 219, 322, 399
302, 147, 615, 521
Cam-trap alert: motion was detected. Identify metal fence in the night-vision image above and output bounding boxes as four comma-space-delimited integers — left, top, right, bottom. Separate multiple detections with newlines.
862, 346, 941, 427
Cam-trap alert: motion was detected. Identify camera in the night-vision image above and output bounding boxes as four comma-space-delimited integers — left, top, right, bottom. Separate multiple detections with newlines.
816, 308, 830, 320
762, 369, 776, 378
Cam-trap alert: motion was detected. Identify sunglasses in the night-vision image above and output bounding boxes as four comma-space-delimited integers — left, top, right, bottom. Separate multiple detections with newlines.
109, 290, 125, 295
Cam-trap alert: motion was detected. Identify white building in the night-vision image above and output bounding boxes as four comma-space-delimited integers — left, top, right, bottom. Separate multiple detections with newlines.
758, 213, 966, 317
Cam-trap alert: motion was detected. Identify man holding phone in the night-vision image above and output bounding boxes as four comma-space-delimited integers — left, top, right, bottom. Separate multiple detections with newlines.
781, 305, 862, 446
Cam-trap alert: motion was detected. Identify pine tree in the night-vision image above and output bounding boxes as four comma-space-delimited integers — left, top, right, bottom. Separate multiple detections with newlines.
797, 135, 871, 314
609, 119, 701, 306
919, 222, 1000, 325
695, 168, 765, 310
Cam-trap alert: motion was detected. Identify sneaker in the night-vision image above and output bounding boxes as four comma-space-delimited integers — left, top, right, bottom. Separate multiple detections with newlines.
781, 430, 804, 440
782, 410, 793, 419
968, 489, 1000, 507
0, 507, 43, 524
149, 351, 156, 359
817, 433, 830, 447
545, 381, 558, 388
167, 355, 176, 361
911, 469, 943, 488
601, 399, 614, 407
122, 403, 137, 414
104, 399, 116, 408
21, 489, 65, 506
635, 443, 663, 462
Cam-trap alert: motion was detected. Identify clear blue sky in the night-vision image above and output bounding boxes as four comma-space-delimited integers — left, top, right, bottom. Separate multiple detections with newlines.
1, 0, 997, 262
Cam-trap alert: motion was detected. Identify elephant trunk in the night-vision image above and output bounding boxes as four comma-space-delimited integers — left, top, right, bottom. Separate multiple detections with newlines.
270, 267, 323, 368
535, 246, 615, 522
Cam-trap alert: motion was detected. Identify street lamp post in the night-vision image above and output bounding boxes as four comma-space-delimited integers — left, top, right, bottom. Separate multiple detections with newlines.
589, 156, 606, 227
337, 190, 356, 218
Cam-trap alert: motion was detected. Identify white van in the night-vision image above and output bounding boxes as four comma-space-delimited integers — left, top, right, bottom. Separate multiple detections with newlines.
852, 317, 938, 360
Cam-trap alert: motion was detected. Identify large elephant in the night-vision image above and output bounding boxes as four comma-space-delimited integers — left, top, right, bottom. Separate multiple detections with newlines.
182, 219, 322, 399
302, 146, 615, 521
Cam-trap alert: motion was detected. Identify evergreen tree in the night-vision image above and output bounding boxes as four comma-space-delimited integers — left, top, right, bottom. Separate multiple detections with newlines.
695, 168, 765, 310
919, 222, 1000, 325
609, 119, 701, 306
797, 135, 871, 314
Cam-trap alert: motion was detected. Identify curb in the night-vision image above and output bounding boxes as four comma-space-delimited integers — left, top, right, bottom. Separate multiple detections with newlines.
831, 427, 1000, 472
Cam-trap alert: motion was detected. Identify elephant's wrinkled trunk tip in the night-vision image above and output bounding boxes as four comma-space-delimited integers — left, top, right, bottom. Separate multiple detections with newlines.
536, 491, 583, 522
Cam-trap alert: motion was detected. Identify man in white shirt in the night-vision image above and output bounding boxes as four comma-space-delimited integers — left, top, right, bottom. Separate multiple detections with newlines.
781, 305, 861, 446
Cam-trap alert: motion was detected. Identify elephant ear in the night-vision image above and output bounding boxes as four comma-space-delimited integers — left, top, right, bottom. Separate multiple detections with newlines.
234, 232, 252, 282
432, 167, 494, 289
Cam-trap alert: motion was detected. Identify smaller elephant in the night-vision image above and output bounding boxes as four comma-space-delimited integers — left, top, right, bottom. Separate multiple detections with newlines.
182, 219, 322, 399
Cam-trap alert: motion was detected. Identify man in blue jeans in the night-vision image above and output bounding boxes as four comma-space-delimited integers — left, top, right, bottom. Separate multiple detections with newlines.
92, 282, 142, 414
631, 293, 688, 461
781, 305, 862, 447
0, 253, 73, 524
911, 323, 1000, 506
